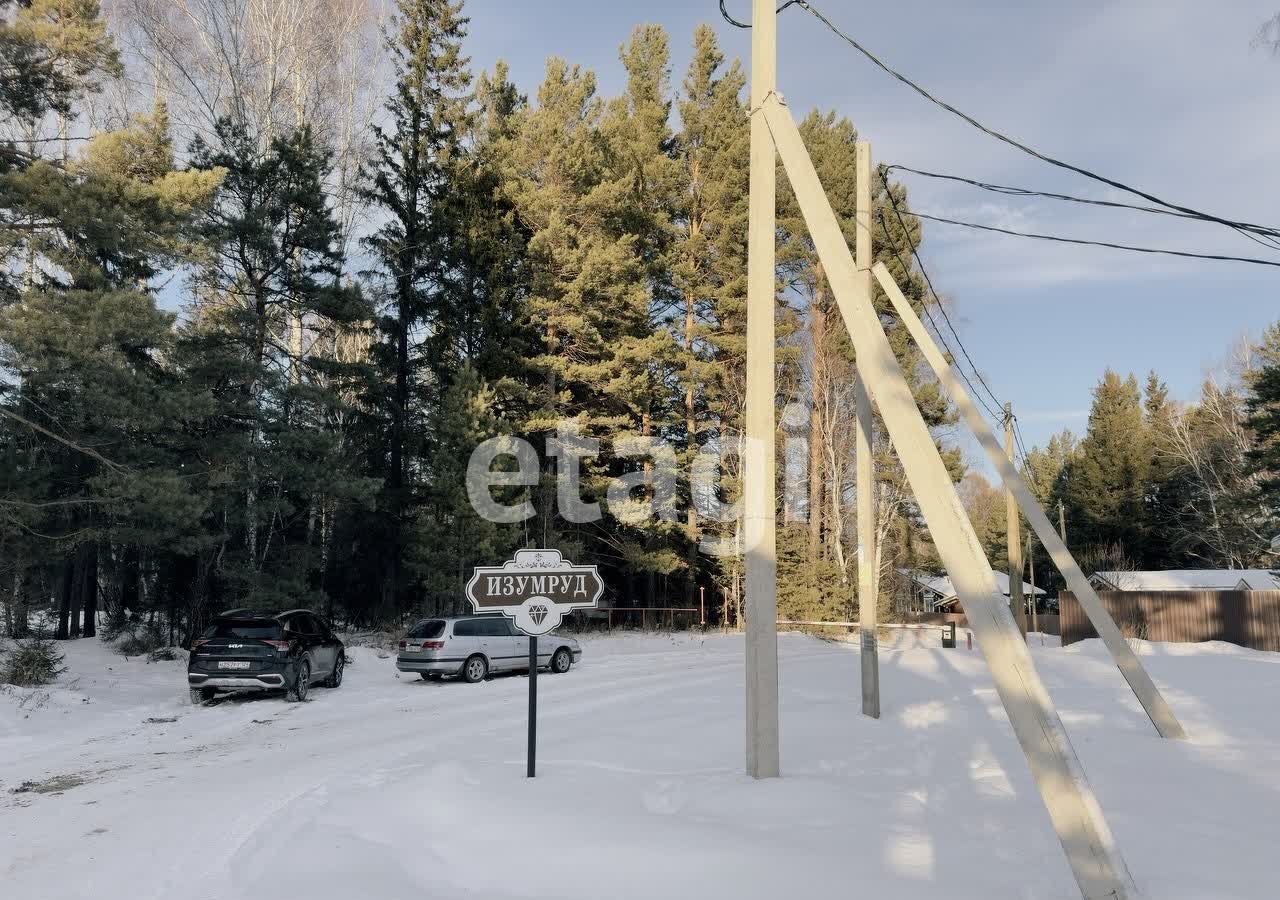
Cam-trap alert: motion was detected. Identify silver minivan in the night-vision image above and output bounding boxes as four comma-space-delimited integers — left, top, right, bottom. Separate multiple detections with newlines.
396, 615, 582, 683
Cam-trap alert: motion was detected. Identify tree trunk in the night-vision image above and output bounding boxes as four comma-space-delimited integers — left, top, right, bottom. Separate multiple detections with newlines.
121, 545, 140, 613
684, 291, 699, 608
55, 557, 72, 639
68, 545, 88, 639
4, 569, 15, 639
808, 299, 826, 567
81, 543, 99, 638
642, 406, 656, 607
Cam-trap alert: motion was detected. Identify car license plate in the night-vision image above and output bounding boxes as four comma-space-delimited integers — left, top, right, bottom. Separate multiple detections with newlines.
218, 660, 251, 670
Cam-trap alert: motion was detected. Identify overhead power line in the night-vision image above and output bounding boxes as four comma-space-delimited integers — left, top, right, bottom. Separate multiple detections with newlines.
783, 1, 1280, 247
880, 189, 1007, 421
885, 164, 1280, 244
718, 0, 802, 29
885, 165, 1280, 254
909, 212, 1280, 269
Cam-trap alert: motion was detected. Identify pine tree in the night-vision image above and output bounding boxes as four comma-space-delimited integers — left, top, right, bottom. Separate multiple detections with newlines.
774, 110, 956, 618
601, 25, 683, 605
502, 58, 647, 559
1, 101, 219, 639
0, 0, 118, 130
672, 24, 749, 609
184, 117, 370, 613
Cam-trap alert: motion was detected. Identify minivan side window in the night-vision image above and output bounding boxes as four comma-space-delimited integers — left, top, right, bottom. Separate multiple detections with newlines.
453, 619, 480, 637
479, 618, 509, 637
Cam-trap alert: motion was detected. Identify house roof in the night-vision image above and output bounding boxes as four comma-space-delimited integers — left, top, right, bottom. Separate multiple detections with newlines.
1091, 569, 1280, 591
900, 568, 1046, 599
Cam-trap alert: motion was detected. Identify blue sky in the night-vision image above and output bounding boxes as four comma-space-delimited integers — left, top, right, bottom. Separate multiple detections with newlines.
459, 0, 1280, 467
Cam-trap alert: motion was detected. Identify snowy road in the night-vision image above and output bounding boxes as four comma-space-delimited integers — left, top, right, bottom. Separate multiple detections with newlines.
3, 632, 1278, 899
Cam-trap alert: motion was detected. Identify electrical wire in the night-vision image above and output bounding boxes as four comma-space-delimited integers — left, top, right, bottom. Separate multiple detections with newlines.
879, 194, 1049, 479
876, 212, 1006, 429
909, 211, 1280, 269
885, 165, 1280, 254
880, 176, 1059, 495
790, 1, 1280, 247
880, 188, 1007, 421
718, 0, 803, 29
1010, 419, 1040, 492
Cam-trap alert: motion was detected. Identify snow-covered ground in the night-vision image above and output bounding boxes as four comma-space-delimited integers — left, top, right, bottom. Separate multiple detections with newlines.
2, 630, 1277, 900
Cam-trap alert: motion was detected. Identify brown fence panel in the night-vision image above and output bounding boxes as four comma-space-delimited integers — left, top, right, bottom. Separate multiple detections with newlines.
1060, 590, 1280, 651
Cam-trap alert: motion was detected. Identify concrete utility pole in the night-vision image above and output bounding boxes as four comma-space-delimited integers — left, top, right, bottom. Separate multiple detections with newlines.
854, 140, 879, 719
1004, 404, 1027, 638
763, 96, 1137, 897
744, 0, 780, 780
873, 260, 1184, 741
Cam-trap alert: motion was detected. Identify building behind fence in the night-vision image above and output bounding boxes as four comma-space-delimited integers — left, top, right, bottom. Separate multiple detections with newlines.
1060, 590, 1280, 651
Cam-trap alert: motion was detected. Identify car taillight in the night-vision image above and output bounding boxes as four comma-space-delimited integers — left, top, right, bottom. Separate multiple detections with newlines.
421, 640, 444, 650
192, 639, 207, 650
265, 639, 290, 650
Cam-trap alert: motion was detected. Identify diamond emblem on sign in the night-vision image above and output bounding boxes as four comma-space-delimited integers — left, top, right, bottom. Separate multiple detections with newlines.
528, 604, 548, 626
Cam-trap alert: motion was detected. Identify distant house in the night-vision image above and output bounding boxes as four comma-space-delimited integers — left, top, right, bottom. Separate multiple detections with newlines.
1089, 569, 1280, 592
899, 568, 1046, 613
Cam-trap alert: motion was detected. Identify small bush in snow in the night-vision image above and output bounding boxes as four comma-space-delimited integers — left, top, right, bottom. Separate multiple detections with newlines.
115, 623, 167, 657
1, 636, 66, 687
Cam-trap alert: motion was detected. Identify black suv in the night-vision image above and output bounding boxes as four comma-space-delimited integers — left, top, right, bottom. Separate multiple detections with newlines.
187, 609, 345, 704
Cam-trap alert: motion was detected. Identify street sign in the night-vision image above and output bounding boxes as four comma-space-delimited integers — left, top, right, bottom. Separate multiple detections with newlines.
466, 549, 603, 636
465, 549, 602, 778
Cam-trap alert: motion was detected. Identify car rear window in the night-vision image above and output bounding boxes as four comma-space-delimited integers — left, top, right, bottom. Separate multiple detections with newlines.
202, 619, 283, 640
407, 620, 446, 639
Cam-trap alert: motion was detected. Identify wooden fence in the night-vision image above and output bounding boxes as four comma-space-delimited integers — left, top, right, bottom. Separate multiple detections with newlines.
1060, 590, 1280, 651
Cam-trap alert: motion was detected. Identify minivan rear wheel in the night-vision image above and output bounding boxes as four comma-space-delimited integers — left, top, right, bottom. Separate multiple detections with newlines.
461, 655, 488, 683
190, 687, 214, 705
287, 660, 310, 702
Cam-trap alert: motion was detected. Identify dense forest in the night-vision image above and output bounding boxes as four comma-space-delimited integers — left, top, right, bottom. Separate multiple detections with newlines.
1, 1, 1277, 646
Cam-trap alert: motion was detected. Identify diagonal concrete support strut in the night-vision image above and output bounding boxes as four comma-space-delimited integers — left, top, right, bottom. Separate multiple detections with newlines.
760, 92, 1137, 900
872, 260, 1185, 741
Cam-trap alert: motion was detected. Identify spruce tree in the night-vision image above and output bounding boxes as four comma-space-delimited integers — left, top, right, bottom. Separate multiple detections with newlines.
1143, 371, 1179, 567
1245, 322, 1280, 513
362, 0, 472, 618
1064, 370, 1151, 561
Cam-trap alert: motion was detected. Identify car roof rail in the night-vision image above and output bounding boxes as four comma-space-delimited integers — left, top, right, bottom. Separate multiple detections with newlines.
216, 607, 253, 618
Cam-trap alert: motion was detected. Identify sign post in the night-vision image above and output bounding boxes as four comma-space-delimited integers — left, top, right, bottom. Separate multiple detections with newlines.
465, 549, 603, 778
527, 634, 537, 777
